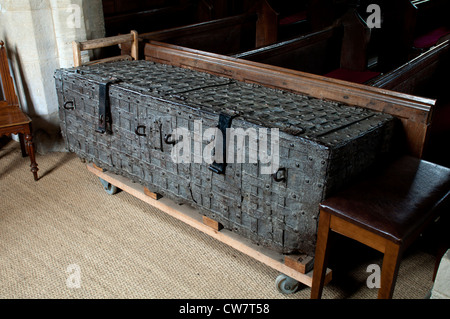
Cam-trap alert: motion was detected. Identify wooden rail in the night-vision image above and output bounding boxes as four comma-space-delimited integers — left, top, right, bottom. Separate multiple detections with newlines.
369, 40, 450, 94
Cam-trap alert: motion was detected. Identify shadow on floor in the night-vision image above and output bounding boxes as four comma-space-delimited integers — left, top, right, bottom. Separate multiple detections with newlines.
0, 138, 74, 181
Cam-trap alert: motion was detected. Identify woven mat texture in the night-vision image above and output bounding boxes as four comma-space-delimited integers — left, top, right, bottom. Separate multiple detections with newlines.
0, 141, 435, 299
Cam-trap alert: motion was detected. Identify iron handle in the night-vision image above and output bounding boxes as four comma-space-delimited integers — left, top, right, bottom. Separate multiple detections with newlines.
272, 168, 287, 183
135, 125, 147, 137
164, 134, 176, 145
208, 113, 234, 175
63, 100, 75, 110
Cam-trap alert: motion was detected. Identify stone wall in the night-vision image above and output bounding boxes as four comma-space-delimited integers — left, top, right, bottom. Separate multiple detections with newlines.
0, 0, 105, 153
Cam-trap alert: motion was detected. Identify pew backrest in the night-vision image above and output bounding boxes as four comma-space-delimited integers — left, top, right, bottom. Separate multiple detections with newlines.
369, 40, 450, 96
232, 25, 343, 75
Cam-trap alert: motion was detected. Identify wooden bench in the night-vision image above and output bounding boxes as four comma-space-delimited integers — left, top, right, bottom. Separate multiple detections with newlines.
123, 13, 258, 58
367, 39, 450, 165
311, 155, 450, 298
253, 0, 339, 46
102, 0, 199, 36
234, 9, 380, 84
376, 0, 450, 71
119, 0, 342, 60
368, 40, 450, 95
410, 0, 450, 49
120, 0, 316, 59
233, 24, 343, 76
102, 0, 221, 60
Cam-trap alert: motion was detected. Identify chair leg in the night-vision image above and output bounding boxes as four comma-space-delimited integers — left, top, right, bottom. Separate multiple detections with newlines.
311, 210, 332, 299
19, 133, 27, 157
24, 124, 38, 181
378, 241, 402, 299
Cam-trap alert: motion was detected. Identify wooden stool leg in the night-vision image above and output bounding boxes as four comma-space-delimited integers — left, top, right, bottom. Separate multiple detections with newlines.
378, 241, 402, 299
24, 125, 38, 181
311, 210, 332, 299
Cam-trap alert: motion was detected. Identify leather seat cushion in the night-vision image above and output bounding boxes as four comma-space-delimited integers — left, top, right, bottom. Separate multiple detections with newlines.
320, 156, 450, 244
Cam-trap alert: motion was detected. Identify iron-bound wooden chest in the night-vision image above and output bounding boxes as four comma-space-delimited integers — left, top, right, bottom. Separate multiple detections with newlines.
55, 60, 395, 255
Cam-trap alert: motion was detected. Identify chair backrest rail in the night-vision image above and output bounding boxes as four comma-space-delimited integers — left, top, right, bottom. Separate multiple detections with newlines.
0, 40, 19, 106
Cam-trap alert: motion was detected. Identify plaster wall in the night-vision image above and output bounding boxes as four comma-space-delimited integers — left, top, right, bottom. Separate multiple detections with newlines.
0, 0, 105, 153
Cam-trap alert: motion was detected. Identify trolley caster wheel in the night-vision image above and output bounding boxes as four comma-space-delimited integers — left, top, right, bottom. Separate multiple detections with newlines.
99, 177, 119, 195
275, 274, 300, 294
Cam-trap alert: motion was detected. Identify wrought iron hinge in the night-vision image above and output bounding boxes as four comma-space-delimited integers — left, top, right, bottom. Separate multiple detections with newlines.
96, 78, 121, 134
208, 113, 236, 175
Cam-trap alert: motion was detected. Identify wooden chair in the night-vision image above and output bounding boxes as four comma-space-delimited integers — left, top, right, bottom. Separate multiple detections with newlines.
72, 30, 138, 67
311, 156, 450, 299
0, 40, 38, 181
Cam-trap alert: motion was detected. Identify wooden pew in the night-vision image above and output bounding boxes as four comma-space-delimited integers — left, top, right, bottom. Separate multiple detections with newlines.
253, 0, 340, 47
119, 0, 303, 59
121, 0, 326, 59
411, 0, 450, 49
233, 9, 380, 84
118, 0, 344, 61
195, 0, 248, 22
119, 0, 342, 61
126, 13, 258, 57
367, 40, 450, 165
376, 0, 450, 71
102, 0, 200, 36
368, 40, 450, 96
101, 0, 204, 60
144, 41, 435, 158
233, 24, 343, 76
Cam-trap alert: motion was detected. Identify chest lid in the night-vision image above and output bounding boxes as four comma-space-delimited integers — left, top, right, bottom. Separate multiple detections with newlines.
57, 60, 394, 147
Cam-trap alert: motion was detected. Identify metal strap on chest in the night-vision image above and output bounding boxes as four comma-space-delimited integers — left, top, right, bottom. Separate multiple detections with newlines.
96, 79, 121, 134
208, 113, 235, 175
